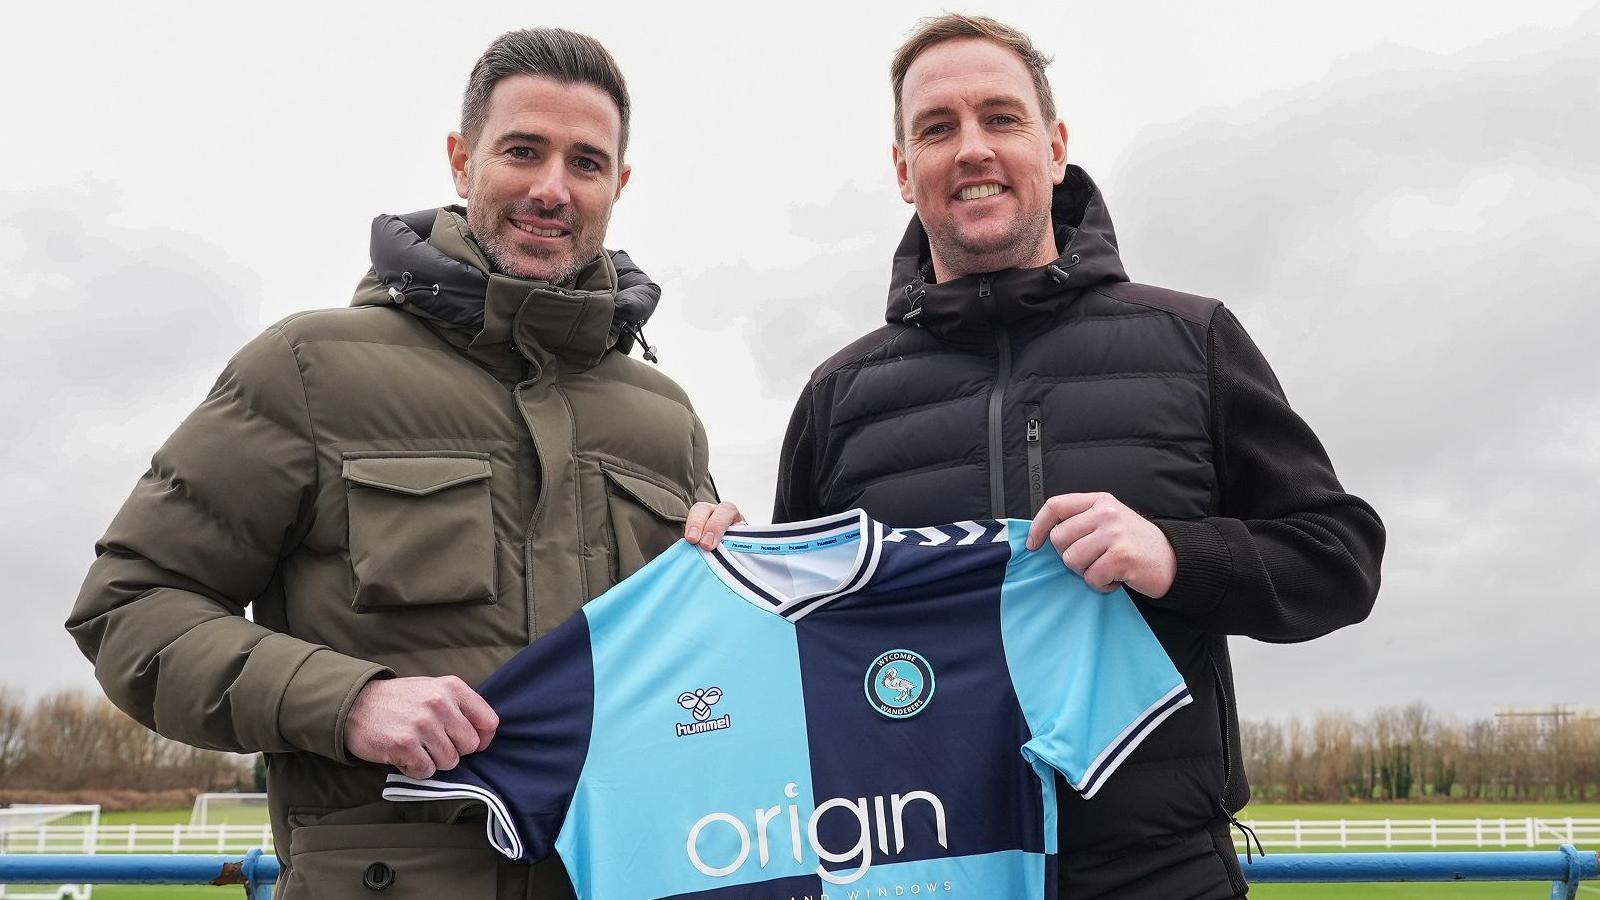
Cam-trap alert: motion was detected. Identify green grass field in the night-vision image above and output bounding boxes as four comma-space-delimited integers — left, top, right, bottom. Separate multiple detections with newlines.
9, 804, 1596, 898
95, 809, 194, 826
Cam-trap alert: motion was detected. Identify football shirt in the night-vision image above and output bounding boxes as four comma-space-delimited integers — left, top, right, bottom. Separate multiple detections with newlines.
384, 510, 1191, 899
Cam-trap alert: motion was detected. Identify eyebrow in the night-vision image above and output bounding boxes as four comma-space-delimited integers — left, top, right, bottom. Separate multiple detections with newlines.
495, 131, 614, 168
909, 95, 1031, 133
909, 106, 957, 134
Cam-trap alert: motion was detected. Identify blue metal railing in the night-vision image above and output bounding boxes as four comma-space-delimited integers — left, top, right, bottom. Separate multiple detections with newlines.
1243, 846, 1598, 899
0, 848, 277, 899
0, 846, 1595, 897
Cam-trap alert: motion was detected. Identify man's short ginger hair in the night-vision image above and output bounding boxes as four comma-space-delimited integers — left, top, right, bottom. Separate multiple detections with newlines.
890, 14, 1057, 145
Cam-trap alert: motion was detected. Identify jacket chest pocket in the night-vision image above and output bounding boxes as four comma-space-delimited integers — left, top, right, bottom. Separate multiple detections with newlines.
342, 452, 497, 611
601, 462, 689, 580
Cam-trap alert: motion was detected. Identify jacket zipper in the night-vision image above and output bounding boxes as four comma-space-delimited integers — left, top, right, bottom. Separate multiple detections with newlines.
1211, 641, 1260, 876
1210, 645, 1236, 803
1025, 402, 1045, 516
514, 375, 546, 640
980, 277, 1009, 518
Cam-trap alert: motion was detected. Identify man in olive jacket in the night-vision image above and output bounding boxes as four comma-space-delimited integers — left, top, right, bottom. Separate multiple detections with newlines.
67, 28, 739, 899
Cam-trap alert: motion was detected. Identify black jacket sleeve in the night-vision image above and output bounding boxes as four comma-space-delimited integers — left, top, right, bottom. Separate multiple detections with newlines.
773, 387, 821, 523
1151, 307, 1384, 641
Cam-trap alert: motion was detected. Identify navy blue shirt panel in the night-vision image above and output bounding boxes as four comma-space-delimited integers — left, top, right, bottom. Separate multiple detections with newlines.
797, 537, 1043, 874
464, 609, 596, 863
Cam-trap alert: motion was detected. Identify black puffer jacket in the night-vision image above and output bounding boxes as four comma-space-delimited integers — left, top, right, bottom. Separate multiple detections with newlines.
775, 166, 1384, 899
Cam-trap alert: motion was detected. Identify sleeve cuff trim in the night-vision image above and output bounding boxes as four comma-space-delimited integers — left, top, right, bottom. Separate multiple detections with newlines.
383, 774, 522, 860
1076, 685, 1194, 800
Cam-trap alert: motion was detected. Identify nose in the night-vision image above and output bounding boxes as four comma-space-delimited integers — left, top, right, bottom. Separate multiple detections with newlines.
954, 123, 996, 168
525, 160, 572, 209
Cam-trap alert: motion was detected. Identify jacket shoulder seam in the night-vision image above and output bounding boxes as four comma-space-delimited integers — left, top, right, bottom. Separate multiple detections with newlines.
1090, 283, 1222, 328
813, 325, 917, 385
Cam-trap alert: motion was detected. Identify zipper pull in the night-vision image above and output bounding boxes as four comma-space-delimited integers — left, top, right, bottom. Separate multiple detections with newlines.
978, 276, 992, 298
1024, 404, 1045, 516
1224, 808, 1266, 864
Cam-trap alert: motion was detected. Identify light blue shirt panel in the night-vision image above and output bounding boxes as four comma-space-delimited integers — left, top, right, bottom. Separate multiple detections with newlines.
556, 542, 820, 898
836, 848, 1045, 899
999, 520, 1188, 797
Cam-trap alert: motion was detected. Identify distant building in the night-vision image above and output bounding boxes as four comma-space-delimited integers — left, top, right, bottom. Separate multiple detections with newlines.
1494, 705, 1600, 741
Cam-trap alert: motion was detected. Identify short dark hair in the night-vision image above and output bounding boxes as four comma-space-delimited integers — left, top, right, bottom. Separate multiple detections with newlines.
461, 28, 632, 160
890, 14, 1056, 145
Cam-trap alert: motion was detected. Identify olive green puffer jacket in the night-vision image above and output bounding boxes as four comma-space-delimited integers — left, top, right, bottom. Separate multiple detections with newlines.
67, 208, 716, 898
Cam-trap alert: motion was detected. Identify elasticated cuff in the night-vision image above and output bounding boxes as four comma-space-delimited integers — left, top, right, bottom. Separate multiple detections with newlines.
1152, 518, 1234, 620
276, 647, 393, 765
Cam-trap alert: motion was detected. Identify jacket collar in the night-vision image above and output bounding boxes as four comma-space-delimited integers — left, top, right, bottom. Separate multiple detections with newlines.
883, 165, 1130, 340
351, 207, 625, 373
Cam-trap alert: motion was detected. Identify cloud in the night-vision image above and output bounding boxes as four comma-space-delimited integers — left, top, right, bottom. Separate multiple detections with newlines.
0, 183, 264, 697
670, 176, 913, 398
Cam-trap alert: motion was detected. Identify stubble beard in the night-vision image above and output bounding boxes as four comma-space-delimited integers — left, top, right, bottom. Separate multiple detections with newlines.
925, 206, 1054, 279
468, 200, 599, 286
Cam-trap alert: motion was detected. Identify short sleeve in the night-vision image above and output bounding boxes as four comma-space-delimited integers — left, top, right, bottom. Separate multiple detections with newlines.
382, 611, 596, 862
999, 523, 1192, 799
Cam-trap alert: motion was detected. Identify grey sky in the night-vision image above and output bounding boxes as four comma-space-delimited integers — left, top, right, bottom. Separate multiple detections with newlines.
2, 0, 1596, 720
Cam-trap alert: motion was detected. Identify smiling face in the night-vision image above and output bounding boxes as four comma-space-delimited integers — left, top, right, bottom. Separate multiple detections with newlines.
893, 38, 1068, 282
448, 74, 631, 284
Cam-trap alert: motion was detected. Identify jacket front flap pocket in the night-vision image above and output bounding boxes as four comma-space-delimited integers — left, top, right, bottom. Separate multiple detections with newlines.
342, 452, 496, 611
601, 462, 690, 582
600, 463, 690, 523
343, 456, 491, 495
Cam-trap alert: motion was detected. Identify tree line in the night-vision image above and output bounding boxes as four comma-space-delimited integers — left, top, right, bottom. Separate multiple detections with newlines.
0, 686, 251, 797
1242, 702, 1600, 803
3, 687, 1596, 805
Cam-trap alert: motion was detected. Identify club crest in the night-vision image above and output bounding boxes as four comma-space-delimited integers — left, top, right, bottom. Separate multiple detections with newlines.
864, 649, 935, 719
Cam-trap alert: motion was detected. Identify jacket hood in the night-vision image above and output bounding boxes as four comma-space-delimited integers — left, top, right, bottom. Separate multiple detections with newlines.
352, 207, 660, 366
884, 165, 1129, 338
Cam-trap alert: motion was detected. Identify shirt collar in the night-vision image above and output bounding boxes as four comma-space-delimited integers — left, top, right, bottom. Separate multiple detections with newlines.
701, 509, 885, 621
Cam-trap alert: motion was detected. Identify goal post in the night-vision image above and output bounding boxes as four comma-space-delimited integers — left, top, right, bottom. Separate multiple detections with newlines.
0, 804, 101, 900
0, 804, 101, 853
188, 793, 269, 827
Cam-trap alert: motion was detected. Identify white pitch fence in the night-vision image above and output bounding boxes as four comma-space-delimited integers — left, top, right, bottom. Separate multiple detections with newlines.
0, 824, 275, 855
1234, 817, 1600, 850
1, 818, 1597, 856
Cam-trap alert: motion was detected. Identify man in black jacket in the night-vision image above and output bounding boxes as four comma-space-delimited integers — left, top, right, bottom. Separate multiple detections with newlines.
774, 14, 1384, 899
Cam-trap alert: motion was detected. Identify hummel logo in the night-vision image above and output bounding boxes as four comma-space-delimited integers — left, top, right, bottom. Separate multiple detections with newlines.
675, 687, 731, 739
678, 686, 723, 721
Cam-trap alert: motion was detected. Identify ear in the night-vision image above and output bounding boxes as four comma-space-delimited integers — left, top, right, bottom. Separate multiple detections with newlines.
1049, 119, 1069, 185
615, 162, 632, 200
893, 141, 914, 204
447, 132, 471, 199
